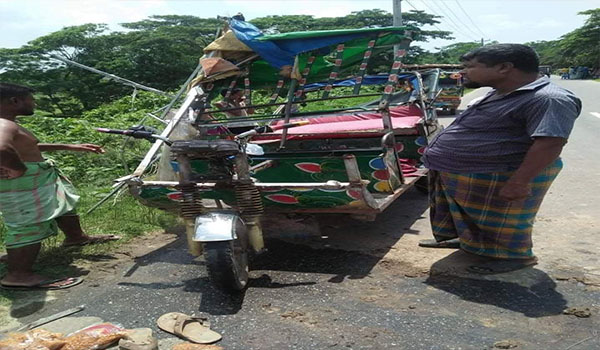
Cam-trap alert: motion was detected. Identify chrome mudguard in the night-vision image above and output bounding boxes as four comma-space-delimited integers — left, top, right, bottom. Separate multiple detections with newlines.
193, 212, 245, 242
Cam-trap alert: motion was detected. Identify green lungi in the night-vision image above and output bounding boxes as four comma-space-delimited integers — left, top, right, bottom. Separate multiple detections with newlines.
0, 161, 79, 249
429, 159, 562, 259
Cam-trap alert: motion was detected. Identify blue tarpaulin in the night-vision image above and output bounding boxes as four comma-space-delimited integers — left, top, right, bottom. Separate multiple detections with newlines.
229, 19, 410, 69
229, 19, 296, 69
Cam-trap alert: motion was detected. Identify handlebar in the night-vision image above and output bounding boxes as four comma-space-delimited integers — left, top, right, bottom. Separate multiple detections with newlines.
96, 127, 172, 146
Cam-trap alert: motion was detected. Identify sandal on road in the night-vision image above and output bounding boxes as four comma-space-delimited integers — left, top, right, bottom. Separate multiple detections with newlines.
418, 238, 460, 249
157, 312, 221, 344
0, 276, 83, 290
467, 257, 538, 275
62, 234, 121, 247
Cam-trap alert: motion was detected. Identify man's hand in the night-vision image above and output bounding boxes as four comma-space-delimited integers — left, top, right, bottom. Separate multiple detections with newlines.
499, 182, 531, 202
70, 144, 105, 154
0, 166, 26, 180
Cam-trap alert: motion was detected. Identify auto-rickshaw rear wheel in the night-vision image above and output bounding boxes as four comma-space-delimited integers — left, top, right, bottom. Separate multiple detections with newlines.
203, 222, 249, 293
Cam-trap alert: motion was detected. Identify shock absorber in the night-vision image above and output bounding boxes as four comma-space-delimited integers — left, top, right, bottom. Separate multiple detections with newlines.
179, 183, 204, 219
176, 154, 204, 256
235, 182, 264, 217
234, 150, 265, 252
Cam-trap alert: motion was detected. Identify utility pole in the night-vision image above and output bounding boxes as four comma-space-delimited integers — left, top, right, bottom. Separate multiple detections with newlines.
481, 38, 484, 46
393, 0, 402, 55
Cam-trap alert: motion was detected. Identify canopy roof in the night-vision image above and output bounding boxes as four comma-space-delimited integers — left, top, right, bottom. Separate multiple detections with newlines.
196, 19, 414, 89
230, 19, 413, 70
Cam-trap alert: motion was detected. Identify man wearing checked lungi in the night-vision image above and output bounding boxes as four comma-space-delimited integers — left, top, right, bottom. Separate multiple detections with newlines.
0, 83, 120, 290
420, 44, 581, 274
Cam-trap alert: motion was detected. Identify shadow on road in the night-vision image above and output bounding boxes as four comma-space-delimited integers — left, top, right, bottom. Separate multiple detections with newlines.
425, 251, 567, 317
183, 274, 319, 316
0, 245, 108, 319
251, 188, 430, 283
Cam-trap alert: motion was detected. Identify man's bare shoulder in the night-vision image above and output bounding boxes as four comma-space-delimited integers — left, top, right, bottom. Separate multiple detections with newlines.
0, 118, 18, 130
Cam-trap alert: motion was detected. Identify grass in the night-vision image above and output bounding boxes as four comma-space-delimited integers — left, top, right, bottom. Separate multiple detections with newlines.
0, 185, 179, 313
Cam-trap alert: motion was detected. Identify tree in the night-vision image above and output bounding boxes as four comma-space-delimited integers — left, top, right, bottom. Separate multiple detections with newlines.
526, 40, 563, 66
558, 8, 599, 68
0, 16, 222, 117
0, 24, 115, 116
527, 8, 599, 69
418, 42, 491, 64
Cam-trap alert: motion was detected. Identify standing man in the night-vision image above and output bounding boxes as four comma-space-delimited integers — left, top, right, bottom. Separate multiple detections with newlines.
0, 83, 120, 289
419, 44, 581, 274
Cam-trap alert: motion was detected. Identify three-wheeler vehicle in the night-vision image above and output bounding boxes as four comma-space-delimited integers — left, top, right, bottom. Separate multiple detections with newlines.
100, 18, 442, 292
403, 64, 464, 115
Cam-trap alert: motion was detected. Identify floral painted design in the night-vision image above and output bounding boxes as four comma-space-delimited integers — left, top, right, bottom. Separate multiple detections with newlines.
294, 162, 322, 174
265, 194, 299, 204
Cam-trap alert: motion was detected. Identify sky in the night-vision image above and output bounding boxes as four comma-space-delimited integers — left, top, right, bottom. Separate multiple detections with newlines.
1, 0, 598, 51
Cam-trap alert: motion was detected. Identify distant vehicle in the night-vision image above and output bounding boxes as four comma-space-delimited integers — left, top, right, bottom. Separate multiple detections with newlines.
539, 65, 552, 77
435, 70, 464, 115
402, 64, 464, 115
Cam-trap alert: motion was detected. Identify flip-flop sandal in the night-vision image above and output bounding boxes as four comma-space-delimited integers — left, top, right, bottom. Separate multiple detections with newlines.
467, 258, 538, 275
62, 234, 121, 247
157, 312, 221, 344
418, 238, 461, 249
0, 276, 83, 290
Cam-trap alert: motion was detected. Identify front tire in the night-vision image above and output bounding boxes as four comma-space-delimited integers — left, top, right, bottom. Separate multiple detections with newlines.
203, 228, 249, 292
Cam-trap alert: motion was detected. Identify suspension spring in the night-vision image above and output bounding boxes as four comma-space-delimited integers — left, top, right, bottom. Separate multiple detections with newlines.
178, 183, 204, 219
234, 182, 264, 218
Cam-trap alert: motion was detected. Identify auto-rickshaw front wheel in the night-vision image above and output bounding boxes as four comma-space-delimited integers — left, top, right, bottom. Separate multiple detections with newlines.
203, 226, 250, 293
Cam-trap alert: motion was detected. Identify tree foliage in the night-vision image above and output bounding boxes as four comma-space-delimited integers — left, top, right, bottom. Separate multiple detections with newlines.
0, 17, 219, 117
18, 91, 170, 185
527, 8, 599, 68
417, 42, 485, 64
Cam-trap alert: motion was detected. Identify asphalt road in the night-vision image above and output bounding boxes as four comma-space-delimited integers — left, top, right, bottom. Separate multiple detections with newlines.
3, 77, 600, 350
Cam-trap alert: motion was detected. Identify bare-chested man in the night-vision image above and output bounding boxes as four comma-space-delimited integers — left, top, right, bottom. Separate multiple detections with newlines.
0, 83, 120, 290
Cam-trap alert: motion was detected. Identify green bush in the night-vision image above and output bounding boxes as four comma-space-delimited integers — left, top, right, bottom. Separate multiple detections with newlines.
20, 91, 170, 186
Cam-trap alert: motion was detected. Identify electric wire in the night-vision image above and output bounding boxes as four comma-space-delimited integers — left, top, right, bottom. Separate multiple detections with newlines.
454, 0, 487, 38
403, 0, 446, 33
427, 0, 480, 41
414, 0, 472, 38
417, 0, 479, 41
438, 0, 483, 39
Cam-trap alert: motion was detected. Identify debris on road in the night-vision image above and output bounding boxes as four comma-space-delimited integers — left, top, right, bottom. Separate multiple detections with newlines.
493, 339, 520, 349
562, 307, 592, 318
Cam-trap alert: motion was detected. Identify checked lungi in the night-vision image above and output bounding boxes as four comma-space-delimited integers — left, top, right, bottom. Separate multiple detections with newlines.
0, 160, 79, 249
429, 159, 562, 259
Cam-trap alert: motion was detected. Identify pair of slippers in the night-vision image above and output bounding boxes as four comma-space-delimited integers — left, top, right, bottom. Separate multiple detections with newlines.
157, 312, 221, 344
419, 238, 538, 274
